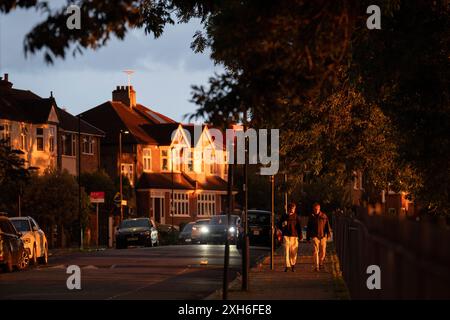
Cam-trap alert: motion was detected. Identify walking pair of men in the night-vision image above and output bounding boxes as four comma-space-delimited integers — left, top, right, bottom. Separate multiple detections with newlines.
278, 202, 332, 272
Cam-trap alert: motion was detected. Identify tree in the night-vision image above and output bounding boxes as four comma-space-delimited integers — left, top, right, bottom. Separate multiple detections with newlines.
22, 169, 90, 246
0, 139, 30, 214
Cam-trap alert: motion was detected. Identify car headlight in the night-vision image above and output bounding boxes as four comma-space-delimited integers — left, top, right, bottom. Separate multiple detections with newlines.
229, 227, 236, 233
200, 226, 209, 234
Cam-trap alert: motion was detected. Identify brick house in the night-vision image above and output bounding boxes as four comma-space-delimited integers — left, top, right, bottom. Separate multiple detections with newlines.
80, 85, 230, 226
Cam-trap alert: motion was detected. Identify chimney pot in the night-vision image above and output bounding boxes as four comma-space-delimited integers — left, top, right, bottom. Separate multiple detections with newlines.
4, 74, 8, 81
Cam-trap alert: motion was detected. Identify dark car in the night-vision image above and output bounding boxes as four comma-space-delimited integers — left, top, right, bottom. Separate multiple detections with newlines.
178, 222, 195, 244
192, 219, 210, 244
115, 218, 159, 249
0, 216, 29, 272
205, 215, 241, 244
237, 210, 281, 249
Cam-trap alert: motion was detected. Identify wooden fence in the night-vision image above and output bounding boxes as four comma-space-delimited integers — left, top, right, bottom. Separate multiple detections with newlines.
333, 209, 450, 299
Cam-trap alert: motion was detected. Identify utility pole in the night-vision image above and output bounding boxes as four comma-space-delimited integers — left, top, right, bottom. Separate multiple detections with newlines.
284, 173, 288, 214
78, 115, 83, 250
171, 146, 175, 230
119, 131, 123, 222
223, 149, 234, 300
271, 175, 275, 270
242, 111, 250, 291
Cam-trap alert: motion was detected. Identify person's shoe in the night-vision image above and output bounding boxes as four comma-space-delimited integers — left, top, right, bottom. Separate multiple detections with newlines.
291, 266, 295, 272
284, 267, 289, 272
313, 266, 319, 272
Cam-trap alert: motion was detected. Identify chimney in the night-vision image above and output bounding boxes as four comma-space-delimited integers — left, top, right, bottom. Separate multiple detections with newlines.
112, 85, 136, 109
0, 73, 13, 89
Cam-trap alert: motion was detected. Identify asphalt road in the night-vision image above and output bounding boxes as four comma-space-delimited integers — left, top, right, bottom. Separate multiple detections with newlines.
0, 244, 269, 300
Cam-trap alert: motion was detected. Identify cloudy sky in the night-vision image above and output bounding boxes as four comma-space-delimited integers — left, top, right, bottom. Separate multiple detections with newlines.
0, 4, 221, 122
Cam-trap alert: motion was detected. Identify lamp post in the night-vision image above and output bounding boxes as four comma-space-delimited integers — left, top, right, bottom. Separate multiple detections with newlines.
171, 146, 175, 230
242, 111, 250, 291
77, 115, 83, 250
119, 129, 129, 222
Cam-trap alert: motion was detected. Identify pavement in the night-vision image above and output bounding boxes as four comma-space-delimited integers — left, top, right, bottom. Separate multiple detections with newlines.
206, 242, 350, 300
0, 244, 269, 300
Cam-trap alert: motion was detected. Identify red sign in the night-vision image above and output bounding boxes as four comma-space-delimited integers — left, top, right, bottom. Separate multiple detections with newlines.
90, 192, 105, 203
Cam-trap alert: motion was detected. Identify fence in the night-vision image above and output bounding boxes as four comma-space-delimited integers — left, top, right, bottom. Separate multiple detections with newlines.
333, 209, 450, 299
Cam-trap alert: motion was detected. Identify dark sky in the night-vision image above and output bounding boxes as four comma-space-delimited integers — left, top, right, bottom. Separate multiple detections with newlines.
0, 4, 221, 122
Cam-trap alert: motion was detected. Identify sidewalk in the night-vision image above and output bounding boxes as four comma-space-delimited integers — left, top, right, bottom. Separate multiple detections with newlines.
206, 242, 349, 300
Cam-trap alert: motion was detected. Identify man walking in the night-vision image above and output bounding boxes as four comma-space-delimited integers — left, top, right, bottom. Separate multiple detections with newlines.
307, 202, 332, 271
279, 202, 302, 272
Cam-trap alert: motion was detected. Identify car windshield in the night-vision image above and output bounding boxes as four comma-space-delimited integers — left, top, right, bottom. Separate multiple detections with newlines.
210, 216, 237, 225
11, 219, 31, 232
195, 220, 210, 226
248, 213, 270, 225
120, 219, 149, 229
182, 223, 194, 232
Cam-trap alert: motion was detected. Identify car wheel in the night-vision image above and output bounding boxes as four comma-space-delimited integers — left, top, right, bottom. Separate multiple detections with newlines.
17, 250, 29, 270
31, 245, 37, 265
38, 244, 48, 265
2, 250, 14, 273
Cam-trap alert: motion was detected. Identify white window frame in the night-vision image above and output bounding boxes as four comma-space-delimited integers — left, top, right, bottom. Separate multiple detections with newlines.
49, 127, 55, 153
170, 192, 190, 216
143, 148, 152, 172
161, 149, 169, 171
197, 193, 216, 217
20, 123, 28, 150
82, 135, 94, 155
121, 163, 134, 185
36, 127, 44, 151
0, 122, 11, 146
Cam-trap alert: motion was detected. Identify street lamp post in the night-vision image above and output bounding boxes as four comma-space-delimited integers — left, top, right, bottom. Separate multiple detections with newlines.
171, 146, 175, 230
242, 112, 250, 291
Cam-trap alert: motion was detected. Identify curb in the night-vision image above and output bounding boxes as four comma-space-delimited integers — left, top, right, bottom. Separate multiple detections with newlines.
204, 250, 274, 300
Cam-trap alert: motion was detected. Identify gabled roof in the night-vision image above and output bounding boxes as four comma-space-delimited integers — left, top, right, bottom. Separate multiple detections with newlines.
81, 101, 179, 145
0, 85, 57, 124
56, 107, 104, 136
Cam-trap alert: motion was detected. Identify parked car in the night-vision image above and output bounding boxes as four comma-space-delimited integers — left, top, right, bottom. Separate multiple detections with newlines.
0, 216, 29, 272
10, 216, 48, 265
237, 210, 282, 249
192, 219, 210, 244
205, 215, 241, 244
178, 222, 196, 244
115, 218, 159, 249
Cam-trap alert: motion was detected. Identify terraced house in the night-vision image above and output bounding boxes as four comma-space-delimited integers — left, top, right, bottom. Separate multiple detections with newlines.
0, 73, 104, 176
80, 85, 230, 226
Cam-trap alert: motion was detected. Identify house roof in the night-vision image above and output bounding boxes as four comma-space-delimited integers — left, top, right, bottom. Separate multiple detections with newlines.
79, 101, 177, 145
0, 83, 57, 124
56, 107, 104, 136
140, 123, 181, 145
136, 172, 230, 192
197, 176, 229, 191
136, 172, 195, 190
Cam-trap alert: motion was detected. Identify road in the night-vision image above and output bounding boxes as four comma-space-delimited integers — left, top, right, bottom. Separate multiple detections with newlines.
0, 244, 269, 300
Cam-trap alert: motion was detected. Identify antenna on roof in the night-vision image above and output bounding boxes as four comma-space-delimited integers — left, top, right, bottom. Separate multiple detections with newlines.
123, 70, 135, 109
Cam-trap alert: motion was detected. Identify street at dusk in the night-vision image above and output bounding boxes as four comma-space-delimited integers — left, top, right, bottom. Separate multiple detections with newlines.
0, 245, 268, 300
1, 1, 450, 315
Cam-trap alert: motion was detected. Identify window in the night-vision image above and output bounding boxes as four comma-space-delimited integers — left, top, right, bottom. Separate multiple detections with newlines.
49, 127, 55, 152
0, 123, 11, 146
171, 148, 182, 172
62, 134, 76, 156
187, 150, 194, 172
36, 128, 44, 151
170, 192, 189, 216
82, 136, 94, 155
121, 163, 134, 185
161, 149, 169, 171
197, 193, 216, 217
20, 124, 28, 150
143, 148, 152, 172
